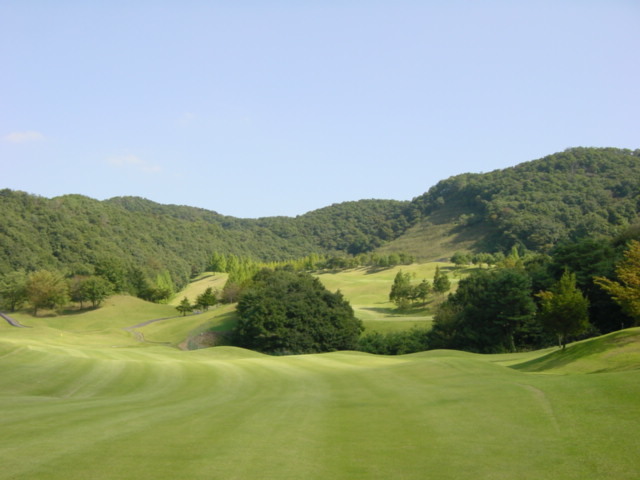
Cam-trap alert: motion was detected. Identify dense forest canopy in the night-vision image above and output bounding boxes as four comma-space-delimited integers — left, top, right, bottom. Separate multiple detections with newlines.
412, 147, 640, 251
0, 191, 411, 288
0, 147, 638, 289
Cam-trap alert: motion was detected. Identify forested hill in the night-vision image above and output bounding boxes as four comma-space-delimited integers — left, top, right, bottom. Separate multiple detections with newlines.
0, 147, 638, 286
408, 147, 640, 253
0, 191, 411, 287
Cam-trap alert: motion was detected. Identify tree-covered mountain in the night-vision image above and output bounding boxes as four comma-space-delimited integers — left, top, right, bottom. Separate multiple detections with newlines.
0, 190, 411, 287
1, 147, 638, 287
404, 147, 640, 255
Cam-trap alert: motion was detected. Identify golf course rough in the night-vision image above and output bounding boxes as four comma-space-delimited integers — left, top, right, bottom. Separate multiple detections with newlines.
1, 326, 639, 479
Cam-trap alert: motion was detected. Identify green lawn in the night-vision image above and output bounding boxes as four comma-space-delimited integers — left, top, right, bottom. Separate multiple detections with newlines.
168, 272, 228, 307
316, 263, 459, 332
1, 316, 639, 479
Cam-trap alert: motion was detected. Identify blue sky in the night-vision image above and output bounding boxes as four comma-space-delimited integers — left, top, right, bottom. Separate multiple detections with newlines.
2, 1, 638, 218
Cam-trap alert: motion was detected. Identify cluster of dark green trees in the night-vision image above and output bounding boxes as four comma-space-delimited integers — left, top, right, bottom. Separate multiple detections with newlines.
361, 236, 639, 355
451, 251, 505, 268
388, 266, 451, 309
233, 269, 363, 354
0, 261, 183, 314
0, 270, 112, 315
225, 235, 639, 356
175, 287, 218, 316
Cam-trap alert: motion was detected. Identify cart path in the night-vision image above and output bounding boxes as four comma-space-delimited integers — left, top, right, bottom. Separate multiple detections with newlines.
122, 312, 202, 345
0, 312, 31, 328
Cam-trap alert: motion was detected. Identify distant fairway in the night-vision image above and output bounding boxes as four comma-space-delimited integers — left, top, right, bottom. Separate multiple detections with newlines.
163, 264, 453, 336
1, 314, 639, 479
168, 272, 228, 307
316, 263, 459, 332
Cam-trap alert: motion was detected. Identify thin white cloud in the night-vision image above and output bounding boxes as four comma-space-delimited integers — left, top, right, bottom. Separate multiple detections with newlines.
106, 154, 163, 174
3, 131, 45, 143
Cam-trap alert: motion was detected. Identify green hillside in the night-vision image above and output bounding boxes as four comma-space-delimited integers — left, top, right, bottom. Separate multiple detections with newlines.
376, 198, 495, 261
0, 191, 410, 287
402, 147, 640, 258
1, 147, 638, 285
1, 318, 638, 479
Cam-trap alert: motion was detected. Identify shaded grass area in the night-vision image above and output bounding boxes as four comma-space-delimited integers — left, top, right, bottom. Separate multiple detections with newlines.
510, 327, 640, 374
1, 328, 639, 479
139, 305, 239, 349
375, 201, 497, 262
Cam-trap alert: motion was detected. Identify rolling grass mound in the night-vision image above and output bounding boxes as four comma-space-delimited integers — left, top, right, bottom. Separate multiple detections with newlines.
1, 323, 639, 479
511, 327, 640, 374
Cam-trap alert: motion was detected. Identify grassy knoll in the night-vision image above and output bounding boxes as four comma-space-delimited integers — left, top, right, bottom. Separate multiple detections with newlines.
1, 324, 639, 479
168, 272, 228, 307
7, 295, 178, 331
509, 328, 640, 374
4, 294, 237, 350
316, 263, 460, 332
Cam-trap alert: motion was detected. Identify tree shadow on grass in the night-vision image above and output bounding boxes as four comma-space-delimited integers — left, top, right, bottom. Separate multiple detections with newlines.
509, 331, 630, 373
58, 305, 101, 316
209, 310, 239, 332
23, 305, 99, 318
190, 274, 216, 283
364, 266, 394, 275
184, 311, 239, 350
361, 305, 431, 317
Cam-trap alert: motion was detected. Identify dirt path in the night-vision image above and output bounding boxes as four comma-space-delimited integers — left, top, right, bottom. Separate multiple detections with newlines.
122, 313, 201, 346
0, 312, 30, 328
124, 316, 178, 330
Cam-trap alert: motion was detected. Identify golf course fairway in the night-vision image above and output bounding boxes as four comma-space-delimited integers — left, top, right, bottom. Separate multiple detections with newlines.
1, 323, 639, 479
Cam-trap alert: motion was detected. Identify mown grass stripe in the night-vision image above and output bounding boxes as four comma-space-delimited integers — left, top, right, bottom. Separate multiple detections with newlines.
1, 326, 639, 479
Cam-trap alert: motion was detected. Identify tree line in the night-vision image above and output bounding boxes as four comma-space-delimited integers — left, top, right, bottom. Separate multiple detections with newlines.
1, 148, 638, 298
0, 270, 112, 315
360, 236, 639, 355
180, 235, 639, 356
208, 251, 416, 305
0, 191, 414, 292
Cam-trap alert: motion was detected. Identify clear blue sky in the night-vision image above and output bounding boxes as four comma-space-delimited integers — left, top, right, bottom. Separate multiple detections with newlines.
2, 1, 638, 218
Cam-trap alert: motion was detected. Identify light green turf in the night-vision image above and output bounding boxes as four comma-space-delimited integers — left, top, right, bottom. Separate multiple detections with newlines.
1, 325, 639, 479
509, 328, 640, 374
137, 304, 239, 346
168, 272, 228, 306
8, 295, 178, 331
4, 294, 236, 349
316, 263, 458, 332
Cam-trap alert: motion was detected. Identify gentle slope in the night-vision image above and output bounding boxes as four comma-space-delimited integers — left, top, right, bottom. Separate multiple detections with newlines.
1, 326, 639, 479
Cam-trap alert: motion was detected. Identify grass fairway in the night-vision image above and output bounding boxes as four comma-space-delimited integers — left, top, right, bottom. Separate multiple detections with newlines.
1, 320, 639, 479
316, 263, 460, 332
168, 272, 228, 307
